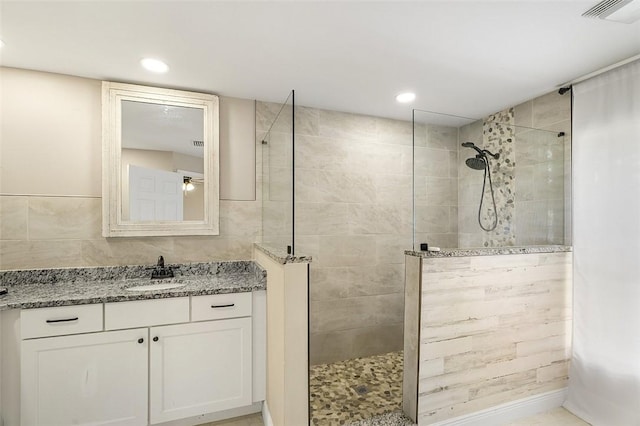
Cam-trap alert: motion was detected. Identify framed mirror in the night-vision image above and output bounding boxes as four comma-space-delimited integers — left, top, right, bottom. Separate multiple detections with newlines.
102, 82, 219, 237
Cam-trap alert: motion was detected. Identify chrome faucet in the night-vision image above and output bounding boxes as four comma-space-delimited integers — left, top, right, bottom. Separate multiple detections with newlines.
151, 256, 175, 279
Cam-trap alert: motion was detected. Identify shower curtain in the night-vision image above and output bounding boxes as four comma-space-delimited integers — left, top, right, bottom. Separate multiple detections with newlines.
565, 59, 640, 425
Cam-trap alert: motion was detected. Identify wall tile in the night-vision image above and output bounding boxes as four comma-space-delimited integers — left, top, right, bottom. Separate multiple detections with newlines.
309, 263, 403, 301
295, 135, 350, 171
318, 110, 377, 141
310, 293, 404, 334
28, 196, 101, 240
347, 204, 411, 235
0, 240, 85, 269
415, 205, 450, 234
295, 106, 320, 137
310, 323, 403, 365
427, 177, 458, 206
0, 196, 28, 240
317, 235, 378, 267
375, 174, 412, 206
414, 147, 450, 178
514, 100, 533, 131
376, 117, 413, 146
412, 253, 572, 422
315, 170, 377, 204
296, 202, 349, 236
375, 234, 412, 264
532, 92, 571, 128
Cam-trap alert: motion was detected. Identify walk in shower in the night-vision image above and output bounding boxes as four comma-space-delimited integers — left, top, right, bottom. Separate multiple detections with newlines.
256, 90, 572, 425
412, 106, 570, 250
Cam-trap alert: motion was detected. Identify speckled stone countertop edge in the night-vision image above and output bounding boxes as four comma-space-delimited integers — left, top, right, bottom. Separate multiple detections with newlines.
254, 243, 313, 264
0, 260, 266, 311
405, 245, 572, 258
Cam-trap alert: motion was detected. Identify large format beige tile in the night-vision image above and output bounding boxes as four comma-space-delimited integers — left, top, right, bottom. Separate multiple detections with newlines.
309, 324, 403, 364
0, 240, 85, 269
318, 109, 377, 141
0, 195, 28, 240
296, 202, 349, 236
310, 293, 404, 334
309, 263, 404, 301
532, 92, 571, 128
28, 196, 101, 240
317, 235, 377, 267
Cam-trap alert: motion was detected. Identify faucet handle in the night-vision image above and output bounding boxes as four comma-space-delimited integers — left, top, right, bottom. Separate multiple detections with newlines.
157, 256, 165, 268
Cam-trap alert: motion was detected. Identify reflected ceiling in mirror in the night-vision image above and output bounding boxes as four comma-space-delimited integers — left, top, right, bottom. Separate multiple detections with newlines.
121, 101, 205, 158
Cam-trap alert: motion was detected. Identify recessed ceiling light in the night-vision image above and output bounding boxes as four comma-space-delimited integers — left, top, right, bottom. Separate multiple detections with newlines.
141, 58, 169, 73
396, 92, 416, 103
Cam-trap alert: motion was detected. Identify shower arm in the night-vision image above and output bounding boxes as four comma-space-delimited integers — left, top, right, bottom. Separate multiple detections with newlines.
481, 149, 500, 159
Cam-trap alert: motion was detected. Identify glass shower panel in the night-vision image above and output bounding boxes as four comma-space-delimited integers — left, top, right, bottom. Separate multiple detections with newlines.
259, 91, 295, 254
413, 109, 568, 250
412, 109, 475, 251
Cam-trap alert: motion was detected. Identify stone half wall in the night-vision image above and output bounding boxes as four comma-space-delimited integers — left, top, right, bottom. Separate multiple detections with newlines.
403, 251, 572, 424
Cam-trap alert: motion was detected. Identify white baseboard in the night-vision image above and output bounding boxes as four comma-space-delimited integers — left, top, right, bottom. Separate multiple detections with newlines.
262, 401, 274, 426
426, 388, 568, 426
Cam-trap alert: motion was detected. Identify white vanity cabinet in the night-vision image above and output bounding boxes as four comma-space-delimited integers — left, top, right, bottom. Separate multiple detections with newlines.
21, 328, 149, 426
149, 318, 252, 423
17, 291, 264, 426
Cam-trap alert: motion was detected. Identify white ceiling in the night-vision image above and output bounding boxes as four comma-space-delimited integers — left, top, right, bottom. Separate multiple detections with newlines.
1, 1, 639, 122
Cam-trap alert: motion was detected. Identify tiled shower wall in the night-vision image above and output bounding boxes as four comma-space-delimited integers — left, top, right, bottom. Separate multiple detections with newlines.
0, 196, 261, 269
457, 91, 571, 247
257, 102, 459, 364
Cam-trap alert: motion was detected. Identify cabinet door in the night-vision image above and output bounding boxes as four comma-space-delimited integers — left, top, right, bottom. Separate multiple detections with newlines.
21, 328, 148, 426
149, 318, 252, 424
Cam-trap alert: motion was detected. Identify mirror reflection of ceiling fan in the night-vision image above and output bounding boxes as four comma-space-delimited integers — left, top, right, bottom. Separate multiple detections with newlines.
176, 169, 204, 192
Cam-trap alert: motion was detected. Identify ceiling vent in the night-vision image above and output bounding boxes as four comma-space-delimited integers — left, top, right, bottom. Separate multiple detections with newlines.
192, 140, 204, 147
582, 0, 640, 23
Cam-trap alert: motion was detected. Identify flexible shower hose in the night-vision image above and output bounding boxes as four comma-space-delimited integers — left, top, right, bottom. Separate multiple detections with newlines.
478, 161, 498, 232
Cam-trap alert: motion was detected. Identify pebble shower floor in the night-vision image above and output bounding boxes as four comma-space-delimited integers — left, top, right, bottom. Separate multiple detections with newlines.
309, 351, 413, 425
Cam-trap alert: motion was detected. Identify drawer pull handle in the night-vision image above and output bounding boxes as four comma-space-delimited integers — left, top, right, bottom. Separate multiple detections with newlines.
211, 303, 235, 309
46, 317, 79, 324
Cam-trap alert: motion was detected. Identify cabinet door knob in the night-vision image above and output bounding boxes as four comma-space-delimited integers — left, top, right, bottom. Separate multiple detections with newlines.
138, 338, 144, 344
153, 336, 159, 342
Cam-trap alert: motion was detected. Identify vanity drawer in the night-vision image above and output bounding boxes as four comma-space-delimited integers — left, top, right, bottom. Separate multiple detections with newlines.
191, 292, 252, 321
21, 304, 103, 339
105, 297, 189, 330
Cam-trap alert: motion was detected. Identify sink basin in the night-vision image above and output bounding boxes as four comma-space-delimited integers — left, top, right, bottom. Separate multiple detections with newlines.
125, 283, 186, 292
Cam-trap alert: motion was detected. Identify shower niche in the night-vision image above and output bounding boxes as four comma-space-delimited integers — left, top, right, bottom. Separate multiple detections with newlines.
412, 107, 569, 250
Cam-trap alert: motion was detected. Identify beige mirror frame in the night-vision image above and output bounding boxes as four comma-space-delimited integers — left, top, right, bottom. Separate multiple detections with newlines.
102, 81, 220, 237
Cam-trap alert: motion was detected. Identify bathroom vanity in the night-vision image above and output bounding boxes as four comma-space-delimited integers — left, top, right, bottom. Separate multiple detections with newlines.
0, 261, 266, 426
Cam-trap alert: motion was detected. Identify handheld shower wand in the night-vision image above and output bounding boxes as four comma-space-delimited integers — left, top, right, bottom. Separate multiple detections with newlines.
462, 142, 499, 232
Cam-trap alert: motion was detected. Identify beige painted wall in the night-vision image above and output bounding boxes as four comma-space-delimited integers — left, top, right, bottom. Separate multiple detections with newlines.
0, 67, 260, 270
0, 67, 102, 196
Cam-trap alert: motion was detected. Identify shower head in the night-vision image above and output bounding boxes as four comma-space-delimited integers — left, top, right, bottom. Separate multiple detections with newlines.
465, 156, 487, 170
462, 141, 500, 160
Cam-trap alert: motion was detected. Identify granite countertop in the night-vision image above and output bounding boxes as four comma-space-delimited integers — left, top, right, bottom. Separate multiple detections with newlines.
0, 261, 266, 311
405, 245, 572, 258
254, 243, 313, 264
